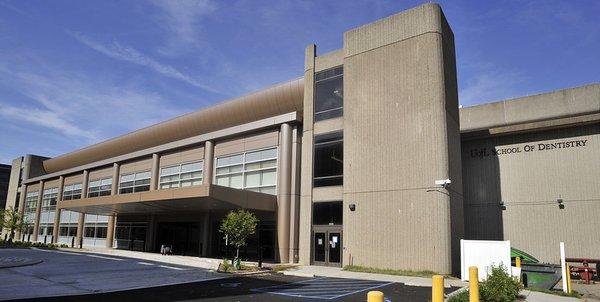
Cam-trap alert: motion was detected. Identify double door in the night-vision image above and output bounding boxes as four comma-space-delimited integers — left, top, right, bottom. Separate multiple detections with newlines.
312, 227, 342, 267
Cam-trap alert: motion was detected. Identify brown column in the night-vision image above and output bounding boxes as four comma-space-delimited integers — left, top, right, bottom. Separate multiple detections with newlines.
106, 215, 115, 248
150, 153, 159, 190
15, 184, 27, 240
203, 140, 214, 185
202, 211, 210, 256
52, 176, 64, 243
76, 170, 89, 247
111, 163, 120, 195
277, 123, 293, 263
32, 180, 44, 242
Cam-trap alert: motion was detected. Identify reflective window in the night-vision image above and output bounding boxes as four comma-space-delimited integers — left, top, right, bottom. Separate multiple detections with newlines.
215, 148, 277, 195
314, 66, 343, 121
159, 161, 203, 189
88, 177, 113, 197
63, 183, 82, 200
41, 187, 58, 210
312, 201, 343, 225
24, 191, 39, 224
119, 171, 151, 194
313, 131, 343, 187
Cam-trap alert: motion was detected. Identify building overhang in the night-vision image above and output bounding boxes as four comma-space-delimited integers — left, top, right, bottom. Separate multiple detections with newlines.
58, 185, 277, 215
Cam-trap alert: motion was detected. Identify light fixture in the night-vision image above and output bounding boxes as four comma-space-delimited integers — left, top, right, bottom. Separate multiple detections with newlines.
500, 201, 506, 210
349, 204, 356, 211
557, 198, 564, 210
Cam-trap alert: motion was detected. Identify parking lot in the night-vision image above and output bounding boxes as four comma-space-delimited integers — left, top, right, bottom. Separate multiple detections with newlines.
0, 248, 456, 301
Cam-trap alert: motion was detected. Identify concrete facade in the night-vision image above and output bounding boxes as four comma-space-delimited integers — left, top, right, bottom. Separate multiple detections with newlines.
2, 3, 599, 275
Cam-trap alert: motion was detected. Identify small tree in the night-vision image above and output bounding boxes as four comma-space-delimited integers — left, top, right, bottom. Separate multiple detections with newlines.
2, 208, 26, 243
219, 209, 259, 266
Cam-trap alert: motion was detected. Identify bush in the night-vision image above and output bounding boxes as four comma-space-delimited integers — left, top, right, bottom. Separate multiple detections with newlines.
219, 259, 232, 272
0, 239, 63, 250
448, 264, 522, 302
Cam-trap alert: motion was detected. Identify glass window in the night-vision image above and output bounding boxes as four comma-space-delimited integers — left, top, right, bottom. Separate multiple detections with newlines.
314, 66, 343, 121
119, 171, 151, 194
215, 147, 277, 195
159, 161, 203, 189
88, 177, 112, 197
24, 191, 39, 223
314, 131, 343, 187
63, 183, 82, 200
312, 201, 343, 225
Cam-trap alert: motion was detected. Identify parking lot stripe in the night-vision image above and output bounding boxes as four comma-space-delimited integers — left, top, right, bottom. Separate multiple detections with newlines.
138, 262, 155, 266
159, 265, 187, 271
85, 254, 123, 261
252, 277, 393, 300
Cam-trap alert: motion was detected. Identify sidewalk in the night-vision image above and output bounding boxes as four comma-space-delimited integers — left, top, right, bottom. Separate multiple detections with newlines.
61, 247, 222, 270
282, 265, 467, 288
521, 290, 582, 302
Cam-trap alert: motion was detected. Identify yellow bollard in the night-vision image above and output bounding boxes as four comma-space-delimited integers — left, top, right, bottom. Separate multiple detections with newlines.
367, 290, 384, 302
469, 266, 480, 302
516, 256, 521, 268
432, 275, 444, 302
566, 264, 572, 294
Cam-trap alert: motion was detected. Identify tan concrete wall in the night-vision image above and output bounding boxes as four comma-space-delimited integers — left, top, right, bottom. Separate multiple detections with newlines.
120, 157, 153, 174
342, 3, 459, 274
160, 147, 204, 167
5, 157, 22, 210
214, 130, 279, 157
462, 123, 600, 263
43, 179, 60, 190
64, 174, 83, 186
88, 166, 114, 180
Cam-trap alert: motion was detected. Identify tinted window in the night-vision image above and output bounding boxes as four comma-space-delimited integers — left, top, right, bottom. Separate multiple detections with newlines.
313, 131, 343, 187
312, 201, 343, 225
314, 66, 343, 121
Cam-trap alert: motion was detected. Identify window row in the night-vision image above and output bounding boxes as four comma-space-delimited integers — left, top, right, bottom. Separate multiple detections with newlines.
87, 177, 112, 197
313, 131, 343, 187
24, 191, 38, 213
215, 148, 277, 195
119, 171, 151, 194
84, 224, 108, 239
41, 187, 58, 210
160, 161, 203, 189
63, 183, 82, 200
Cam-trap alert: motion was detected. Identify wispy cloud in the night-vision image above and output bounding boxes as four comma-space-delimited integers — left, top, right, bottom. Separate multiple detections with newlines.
69, 31, 220, 94
149, 0, 216, 56
0, 60, 188, 150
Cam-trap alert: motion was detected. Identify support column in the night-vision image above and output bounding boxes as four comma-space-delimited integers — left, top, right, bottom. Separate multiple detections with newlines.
32, 181, 44, 242
203, 141, 214, 185
76, 170, 89, 247
150, 154, 159, 190
106, 215, 115, 248
15, 184, 27, 240
202, 211, 210, 257
145, 215, 156, 252
289, 125, 301, 263
111, 163, 120, 195
277, 123, 293, 263
52, 176, 64, 243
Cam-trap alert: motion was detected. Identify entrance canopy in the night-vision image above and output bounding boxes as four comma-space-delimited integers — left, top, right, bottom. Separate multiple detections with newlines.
58, 185, 277, 215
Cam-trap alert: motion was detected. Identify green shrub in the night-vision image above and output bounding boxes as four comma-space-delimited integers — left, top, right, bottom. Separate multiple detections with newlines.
220, 259, 232, 272
448, 264, 522, 302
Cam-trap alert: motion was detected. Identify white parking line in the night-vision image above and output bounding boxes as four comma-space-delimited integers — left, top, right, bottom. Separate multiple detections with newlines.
253, 277, 393, 300
137, 262, 155, 266
159, 265, 187, 271
85, 254, 123, 261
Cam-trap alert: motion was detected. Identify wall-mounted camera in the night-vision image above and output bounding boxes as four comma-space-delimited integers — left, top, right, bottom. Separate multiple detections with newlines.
435, 179, 451, 189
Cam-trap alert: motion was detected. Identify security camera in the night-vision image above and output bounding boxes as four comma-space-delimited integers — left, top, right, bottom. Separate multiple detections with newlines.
435, 179, 451, 188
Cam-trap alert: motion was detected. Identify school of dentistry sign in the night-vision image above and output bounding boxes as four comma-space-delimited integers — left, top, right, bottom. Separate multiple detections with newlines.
469, 139, 589, 158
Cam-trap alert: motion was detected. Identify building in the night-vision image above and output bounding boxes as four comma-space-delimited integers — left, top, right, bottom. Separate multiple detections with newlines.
0, 164, 11, 210
4, 3, 599, 275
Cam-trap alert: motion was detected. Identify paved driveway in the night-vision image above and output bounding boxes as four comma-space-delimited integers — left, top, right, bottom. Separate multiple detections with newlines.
0, 248, 224, 301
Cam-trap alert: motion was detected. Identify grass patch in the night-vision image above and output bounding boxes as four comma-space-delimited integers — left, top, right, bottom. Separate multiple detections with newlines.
527, 287, 582, 298
343, 265, 438, 278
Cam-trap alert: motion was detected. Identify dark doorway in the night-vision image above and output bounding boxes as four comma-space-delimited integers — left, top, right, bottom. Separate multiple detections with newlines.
213, 221, 275, 261
156, 222, 200, 256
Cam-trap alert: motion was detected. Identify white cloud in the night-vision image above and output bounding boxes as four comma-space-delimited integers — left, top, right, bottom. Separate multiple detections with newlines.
459, 70, 526, 106
0, 63, 188, 149
149, 0, 217, 56
69, 32, 220, 94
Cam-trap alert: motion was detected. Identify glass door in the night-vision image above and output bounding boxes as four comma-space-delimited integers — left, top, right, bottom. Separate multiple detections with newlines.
312, 228, 342, 267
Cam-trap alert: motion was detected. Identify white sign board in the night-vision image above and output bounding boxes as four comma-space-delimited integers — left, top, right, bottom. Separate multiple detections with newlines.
461, 239, 511, 281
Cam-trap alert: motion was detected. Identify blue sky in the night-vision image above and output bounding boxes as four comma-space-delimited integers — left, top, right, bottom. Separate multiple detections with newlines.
0, 0, 598, 164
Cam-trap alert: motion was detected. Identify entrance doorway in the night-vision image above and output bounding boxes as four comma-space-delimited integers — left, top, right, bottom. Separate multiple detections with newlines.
156, 222, 200, 256
312, 227, 342, 267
